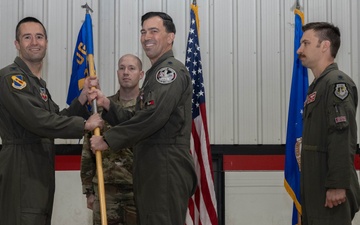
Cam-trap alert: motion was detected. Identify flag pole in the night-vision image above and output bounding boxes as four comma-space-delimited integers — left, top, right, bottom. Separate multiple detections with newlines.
81, 3, 108, 225
295, 4, 302, 225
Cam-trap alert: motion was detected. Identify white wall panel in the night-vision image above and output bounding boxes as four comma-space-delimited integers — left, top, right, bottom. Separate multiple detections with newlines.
0, 0, 359, 145
0, 1, 19, 69
22, 0, 45, 21
259, 0, 283, 144
212, 0, 234, 144
99, 0, 116, 97
47, 1, 69, 109
234, 0, 258, 144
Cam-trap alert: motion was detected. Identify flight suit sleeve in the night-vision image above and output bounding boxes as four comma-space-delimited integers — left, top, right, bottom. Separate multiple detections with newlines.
0, 74, 85, 139
325, 81, 358, 189
102, 99, 134, 126
60, 97, 90, 119
103, 67, 191, 150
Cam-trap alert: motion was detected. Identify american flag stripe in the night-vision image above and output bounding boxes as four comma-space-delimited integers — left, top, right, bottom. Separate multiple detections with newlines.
185, 3, 218, 225
191, 115, 217, 224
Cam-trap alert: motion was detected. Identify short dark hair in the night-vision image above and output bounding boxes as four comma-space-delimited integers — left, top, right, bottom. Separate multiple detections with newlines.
141, 12, 176, 34
16, 17, 47, 41
302, 22, 340, 58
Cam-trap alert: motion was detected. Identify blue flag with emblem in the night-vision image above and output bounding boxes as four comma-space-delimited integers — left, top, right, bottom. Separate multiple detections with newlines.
284, 8, 308, 225
66, 13, 95, 105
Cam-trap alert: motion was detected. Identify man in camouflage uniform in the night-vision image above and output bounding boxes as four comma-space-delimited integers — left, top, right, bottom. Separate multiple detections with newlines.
297, 22, 360, 225
81, 54, 144, 225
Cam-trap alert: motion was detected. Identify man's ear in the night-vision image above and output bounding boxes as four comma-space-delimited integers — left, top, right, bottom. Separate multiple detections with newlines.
14, 40, 20, 51
167, 32, 175, 45
322, 40, 331, 53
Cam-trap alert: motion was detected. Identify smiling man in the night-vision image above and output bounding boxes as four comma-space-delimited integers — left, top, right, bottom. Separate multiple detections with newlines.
89, 12, 198, 225
0, 17, 103, 225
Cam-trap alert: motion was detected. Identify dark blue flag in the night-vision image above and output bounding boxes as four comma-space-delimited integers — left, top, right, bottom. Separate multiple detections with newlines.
66, 13, 95, 105
284, 8, 309, 225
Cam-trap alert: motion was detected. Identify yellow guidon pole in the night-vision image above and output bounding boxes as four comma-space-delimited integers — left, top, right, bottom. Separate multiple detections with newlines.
89, 54, 107, 225
82, 3, 107, 225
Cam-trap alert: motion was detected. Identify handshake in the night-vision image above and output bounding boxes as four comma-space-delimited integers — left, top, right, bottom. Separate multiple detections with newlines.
80, 76, 110, 153
79, 76, 110, 111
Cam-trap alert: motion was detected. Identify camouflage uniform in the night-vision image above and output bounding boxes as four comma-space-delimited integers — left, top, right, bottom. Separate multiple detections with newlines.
81, 90, 137, 225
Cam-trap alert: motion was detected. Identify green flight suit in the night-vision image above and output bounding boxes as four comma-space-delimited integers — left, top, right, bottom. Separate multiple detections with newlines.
301, 63, 360, 225
102, 50, 197, 225
0, 57, 89, 225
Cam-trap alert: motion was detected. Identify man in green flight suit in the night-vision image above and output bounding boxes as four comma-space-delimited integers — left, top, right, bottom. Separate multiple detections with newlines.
0, 17, 103, 225
81, 54, 144, 225
88, 11, 197, 225
297, 22, 360, 225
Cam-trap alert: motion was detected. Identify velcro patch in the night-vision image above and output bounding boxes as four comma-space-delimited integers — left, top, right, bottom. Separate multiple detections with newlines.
305, 92, 316, 105
335, 116, 347, 123
11, 75, 27, 90
156, 67, 177, 84
334, 83, 348, 100
40, 87, 48, 102
146, 100, 155, 106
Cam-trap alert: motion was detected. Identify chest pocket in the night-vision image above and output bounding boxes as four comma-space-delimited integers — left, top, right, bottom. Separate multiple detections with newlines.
302, 91, 326, 147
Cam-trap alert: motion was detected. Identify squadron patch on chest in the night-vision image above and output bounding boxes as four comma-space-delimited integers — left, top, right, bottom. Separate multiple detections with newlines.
40, 87, 48, 102
156, 67, 177, 84
11, 75, 27, 90
334, 83, 348, 100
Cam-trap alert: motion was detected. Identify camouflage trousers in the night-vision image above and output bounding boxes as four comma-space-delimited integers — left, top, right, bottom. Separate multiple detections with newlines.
93, 184, 137, 225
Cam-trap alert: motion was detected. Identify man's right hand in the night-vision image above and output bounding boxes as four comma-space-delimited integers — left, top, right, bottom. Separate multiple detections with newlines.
86, 193, 95, 210
85, 113, 104, 131
88, 89, 110, 111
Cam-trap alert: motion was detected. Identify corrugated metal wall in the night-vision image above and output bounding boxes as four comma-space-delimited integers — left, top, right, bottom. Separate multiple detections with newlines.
0, 0, 359, 145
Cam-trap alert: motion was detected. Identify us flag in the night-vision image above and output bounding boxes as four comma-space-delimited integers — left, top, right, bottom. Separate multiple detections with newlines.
185, 3, 218, 225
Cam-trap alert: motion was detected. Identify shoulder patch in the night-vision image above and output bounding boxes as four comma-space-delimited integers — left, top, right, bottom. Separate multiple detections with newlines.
11, 75, 27, 90
156, 67, 177, 84
334, 83, 348, 100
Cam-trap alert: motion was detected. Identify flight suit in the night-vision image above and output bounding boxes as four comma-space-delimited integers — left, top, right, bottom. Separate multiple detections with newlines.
0, 57, 89, 225
301, 63, 360, 225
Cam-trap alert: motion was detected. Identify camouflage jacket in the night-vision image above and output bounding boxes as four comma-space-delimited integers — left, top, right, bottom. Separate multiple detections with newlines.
80, 90, 136, 194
